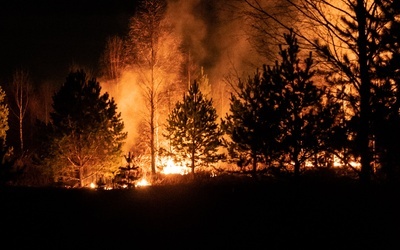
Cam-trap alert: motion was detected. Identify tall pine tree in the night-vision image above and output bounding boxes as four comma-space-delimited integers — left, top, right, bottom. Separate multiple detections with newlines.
164, 81, 223, 175
271, 31, 341, 178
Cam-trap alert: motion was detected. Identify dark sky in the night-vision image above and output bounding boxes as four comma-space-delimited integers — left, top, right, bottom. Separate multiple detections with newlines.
0, 0, 139, 85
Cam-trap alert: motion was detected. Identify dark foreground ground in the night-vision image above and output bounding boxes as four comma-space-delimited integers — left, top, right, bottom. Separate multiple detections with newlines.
1, 178, 399, 249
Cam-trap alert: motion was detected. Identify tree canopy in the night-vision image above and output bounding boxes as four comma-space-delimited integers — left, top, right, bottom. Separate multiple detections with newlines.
0, 86, 9, 146
270, 31, 341, 178
222, 31, 341, 178
164, 80, 223, 175
243, 0, 400, 183
222, 65, 281, 178
41, 70, 127, 187
0, 86, 10, 164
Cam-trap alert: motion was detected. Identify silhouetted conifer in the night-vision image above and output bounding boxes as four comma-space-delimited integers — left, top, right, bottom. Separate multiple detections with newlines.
222, 30, 341, 179
164, 80, 223, 175
40, 70, 127, 187
371, 0, 400, 182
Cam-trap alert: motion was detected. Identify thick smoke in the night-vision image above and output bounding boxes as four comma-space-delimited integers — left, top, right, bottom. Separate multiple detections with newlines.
166, 0, 267, 116
102, 0, 278, 153
167, 0, 263, 82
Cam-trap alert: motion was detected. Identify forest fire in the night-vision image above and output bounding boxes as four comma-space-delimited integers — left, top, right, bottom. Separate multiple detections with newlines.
91, 155, 190, 190
135, 178, 151, 187
333, 156, 361, 169
160, 158, 190, 175
1, 0, 397, 189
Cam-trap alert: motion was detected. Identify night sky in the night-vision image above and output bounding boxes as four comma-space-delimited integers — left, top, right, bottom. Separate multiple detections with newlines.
0, 0, 139, 85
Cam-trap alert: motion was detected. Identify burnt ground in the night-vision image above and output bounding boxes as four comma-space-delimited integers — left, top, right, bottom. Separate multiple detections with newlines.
1, 178, 399, 249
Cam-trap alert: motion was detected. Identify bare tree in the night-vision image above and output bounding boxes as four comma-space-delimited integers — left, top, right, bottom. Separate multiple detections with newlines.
127, 0, 184, 176
100, 35, 126, 89
238, 0, 301, 61
11, 69, 31, 154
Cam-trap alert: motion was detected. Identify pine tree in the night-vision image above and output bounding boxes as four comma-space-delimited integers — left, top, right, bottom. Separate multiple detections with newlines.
42, 70, 127, 187
222, 30, 341, 179
164, 81, 223, 175
271, 31, 340, 178
221, 67, 281, 178
244, 0, 395, 183
372, 0, 400, 181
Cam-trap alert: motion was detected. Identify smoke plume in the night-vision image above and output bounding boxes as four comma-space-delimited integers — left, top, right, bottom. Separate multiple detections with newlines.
102, 0, 276, 153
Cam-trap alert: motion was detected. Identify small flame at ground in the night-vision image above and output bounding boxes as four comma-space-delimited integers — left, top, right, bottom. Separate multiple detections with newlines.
162, 158, 190, 175
333, 155, 361, 169
135, 178, 151, 187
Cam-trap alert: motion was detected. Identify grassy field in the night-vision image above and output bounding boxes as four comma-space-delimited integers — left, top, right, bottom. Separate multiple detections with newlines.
1, 179, 399, 249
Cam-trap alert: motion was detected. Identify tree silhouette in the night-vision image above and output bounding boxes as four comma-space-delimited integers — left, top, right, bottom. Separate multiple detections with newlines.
126, 0, 184, 176
10, 69, 31, 154
42, 70, 127, 187
244, 0, 400, 183
371, 0, 400, 182
223, 31, 341, 179
164, 81, 223, 175
270, 31, 341, 178
222, 67, 281, 178
100, 35, 126, 89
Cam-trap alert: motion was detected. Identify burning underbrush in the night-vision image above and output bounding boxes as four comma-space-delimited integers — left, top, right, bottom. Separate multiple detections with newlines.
90, 153, 221, 190
80, 150, 363, 191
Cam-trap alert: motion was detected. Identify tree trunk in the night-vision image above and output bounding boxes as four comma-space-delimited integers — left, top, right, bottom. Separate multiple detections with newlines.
150, 100, 156, 175
356, 0, 372, 184
252, 152, 257, 178
19, 114, 23, 152
191, 144, 196, 175
79, 166, 84, 188
294, 158, 300, 179
191, 154, 195, 175
150, 55, 156, 176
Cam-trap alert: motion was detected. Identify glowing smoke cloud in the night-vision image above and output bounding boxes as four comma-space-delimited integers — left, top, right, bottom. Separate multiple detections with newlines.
101, 0, 278, 153
166, 0, 265, 114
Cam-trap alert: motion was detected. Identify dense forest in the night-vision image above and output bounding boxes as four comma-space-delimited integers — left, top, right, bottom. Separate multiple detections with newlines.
0, 0, 399, 188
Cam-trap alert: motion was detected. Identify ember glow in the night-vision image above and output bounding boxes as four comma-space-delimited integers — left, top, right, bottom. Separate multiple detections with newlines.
135, 178, 151, 187
161, 158, 190, 175
333, 155, 361, 169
